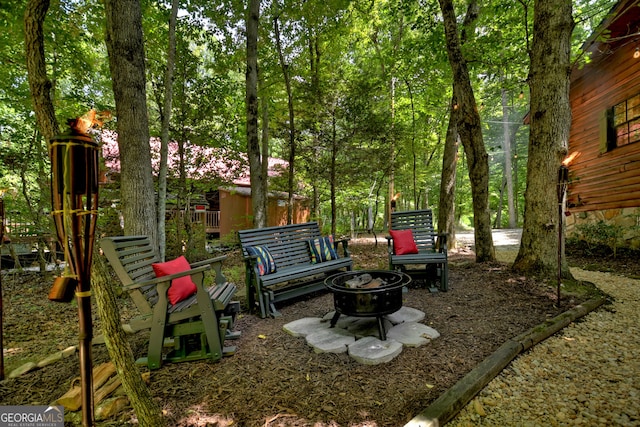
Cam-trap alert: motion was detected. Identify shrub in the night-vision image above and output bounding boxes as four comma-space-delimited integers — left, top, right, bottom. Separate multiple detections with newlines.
575, 220, 624, 258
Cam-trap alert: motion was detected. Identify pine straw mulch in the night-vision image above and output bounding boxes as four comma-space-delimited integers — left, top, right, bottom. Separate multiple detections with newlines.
0, 237, 623, 426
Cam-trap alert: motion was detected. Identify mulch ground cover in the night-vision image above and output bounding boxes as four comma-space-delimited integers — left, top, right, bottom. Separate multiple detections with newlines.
0, 237, 634, 426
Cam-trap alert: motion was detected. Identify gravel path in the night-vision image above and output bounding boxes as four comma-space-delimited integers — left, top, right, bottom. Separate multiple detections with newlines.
447, 268, 640, 426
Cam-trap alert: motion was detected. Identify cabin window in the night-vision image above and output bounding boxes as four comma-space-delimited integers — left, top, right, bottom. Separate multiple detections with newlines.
604, 94, 640, 151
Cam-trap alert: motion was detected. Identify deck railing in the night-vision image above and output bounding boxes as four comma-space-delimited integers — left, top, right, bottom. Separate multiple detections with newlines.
191, 210, 220, 233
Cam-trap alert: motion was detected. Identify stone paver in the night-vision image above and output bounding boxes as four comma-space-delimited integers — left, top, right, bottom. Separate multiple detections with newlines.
284, 306, 439, 364
386, 322, 440, 347
348, 336, 404, 365
305, 328, 355, 353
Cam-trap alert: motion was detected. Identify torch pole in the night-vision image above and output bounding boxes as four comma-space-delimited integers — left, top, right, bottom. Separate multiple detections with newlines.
74, 207, 94, 427
557, 165, 569, 305
0, 197, 5, 380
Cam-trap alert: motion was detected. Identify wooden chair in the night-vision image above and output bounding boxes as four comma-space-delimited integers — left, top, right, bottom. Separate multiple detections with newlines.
386, 209, 448, 291
100, 235, 240, 369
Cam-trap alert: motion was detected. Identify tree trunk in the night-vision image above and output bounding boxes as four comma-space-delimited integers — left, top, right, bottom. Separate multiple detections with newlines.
24, 0, 58, 142
438, 0, 495, 262
158, 0, 179, 260
330, 109, 337, 236
273, 14, 296, 224
92, 254, 165, 426
260, 81, 270, 224
437, 100, 458, 249
246, 0, 266, 228
501, 86, 517, 228
103, 1, 164, 424
104, 0, 158, 245
513, 0, 574, 278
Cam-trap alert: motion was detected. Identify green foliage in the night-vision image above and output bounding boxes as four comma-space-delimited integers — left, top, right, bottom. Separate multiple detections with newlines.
97, 200, 124, 239
575, 220, 624, 258
7, 0, 618, 244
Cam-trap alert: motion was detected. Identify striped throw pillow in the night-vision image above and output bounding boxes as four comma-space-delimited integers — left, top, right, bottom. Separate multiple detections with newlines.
246, 246, 277, 276
308, 236, 338, 263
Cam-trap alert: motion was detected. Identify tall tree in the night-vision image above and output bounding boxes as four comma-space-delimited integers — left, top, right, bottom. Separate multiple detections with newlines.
500, 84, 517, 228
23, 0, 58, 271
104, 0, 158, 243
247, 0, 267, 228
24, 0, 58, 142
438, 0, 495, 262
103, 0, 164, 424
438, 102, 459, 249
273, 12, 296, 224
157, 0, 179, 260
513, 0, 574, 277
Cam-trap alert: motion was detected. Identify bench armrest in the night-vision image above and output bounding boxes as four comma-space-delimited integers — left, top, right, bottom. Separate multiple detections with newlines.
386, 236, 394, 255
436, 233, 448, 253
333, 237, 351, 258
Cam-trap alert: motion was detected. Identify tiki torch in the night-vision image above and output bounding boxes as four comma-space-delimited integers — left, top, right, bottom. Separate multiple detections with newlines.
557, 152, 580, 305
557, 163, 569, 304
48, 116, 100, 427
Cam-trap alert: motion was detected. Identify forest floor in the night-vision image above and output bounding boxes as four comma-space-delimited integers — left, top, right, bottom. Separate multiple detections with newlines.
1, 232, 638, 426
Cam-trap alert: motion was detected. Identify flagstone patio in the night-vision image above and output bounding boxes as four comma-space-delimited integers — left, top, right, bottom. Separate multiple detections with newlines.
282, 306, 440, 364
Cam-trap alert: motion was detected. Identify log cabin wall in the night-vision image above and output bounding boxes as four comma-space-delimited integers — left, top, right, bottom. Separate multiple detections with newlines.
566, 0, 640, 249
218, 186, 310, 238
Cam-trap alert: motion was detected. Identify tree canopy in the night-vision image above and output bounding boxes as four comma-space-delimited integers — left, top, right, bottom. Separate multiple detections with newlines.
2, 0, 618, 242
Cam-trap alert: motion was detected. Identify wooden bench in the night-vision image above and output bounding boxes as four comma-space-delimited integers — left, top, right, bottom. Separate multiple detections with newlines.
386, 209, 449, 291
100, 235, 240, 370
238, 222, 353, 318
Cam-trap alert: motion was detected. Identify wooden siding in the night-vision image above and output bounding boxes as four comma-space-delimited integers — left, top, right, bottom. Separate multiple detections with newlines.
567, 1, 640, 212
218, 187, 310, 237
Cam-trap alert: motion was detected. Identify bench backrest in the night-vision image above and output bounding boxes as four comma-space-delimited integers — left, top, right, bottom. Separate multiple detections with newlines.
238, 222, 323, 269
100, 235, 161, 317
390, 209, 437, 253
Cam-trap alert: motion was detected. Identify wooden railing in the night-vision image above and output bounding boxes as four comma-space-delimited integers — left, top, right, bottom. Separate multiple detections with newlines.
191, 210, 220, 233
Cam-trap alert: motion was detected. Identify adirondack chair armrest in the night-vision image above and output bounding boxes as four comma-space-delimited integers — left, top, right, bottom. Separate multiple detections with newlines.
190, 255, 227, 268
124, 264, 211, 291
436, 233, 448, 253
333, 237, 351, 258
190, 255, 228, 286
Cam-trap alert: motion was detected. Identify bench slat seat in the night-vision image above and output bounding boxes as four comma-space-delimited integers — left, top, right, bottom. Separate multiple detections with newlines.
238, 222, 353, 318
100, 235, 240, 369
387, 209, 449, 291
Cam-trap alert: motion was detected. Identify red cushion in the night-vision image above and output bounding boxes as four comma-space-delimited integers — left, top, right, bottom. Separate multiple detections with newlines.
390, 229, 419, 255
152, 256, 197, 305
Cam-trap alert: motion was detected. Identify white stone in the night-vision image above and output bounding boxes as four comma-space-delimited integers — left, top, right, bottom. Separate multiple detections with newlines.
348, 336, 403, 365
306, 328, 355, 353
282, 317, 327, 337
386, 306, 426, 324
386, 322, 440, 347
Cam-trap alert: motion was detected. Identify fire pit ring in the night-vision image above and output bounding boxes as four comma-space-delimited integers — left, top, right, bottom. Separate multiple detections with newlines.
324, 270, 411, 340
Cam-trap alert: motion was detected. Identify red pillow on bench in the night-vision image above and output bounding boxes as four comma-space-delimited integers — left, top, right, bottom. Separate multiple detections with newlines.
152, 255, 197, 305
389, 229, 419, 255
